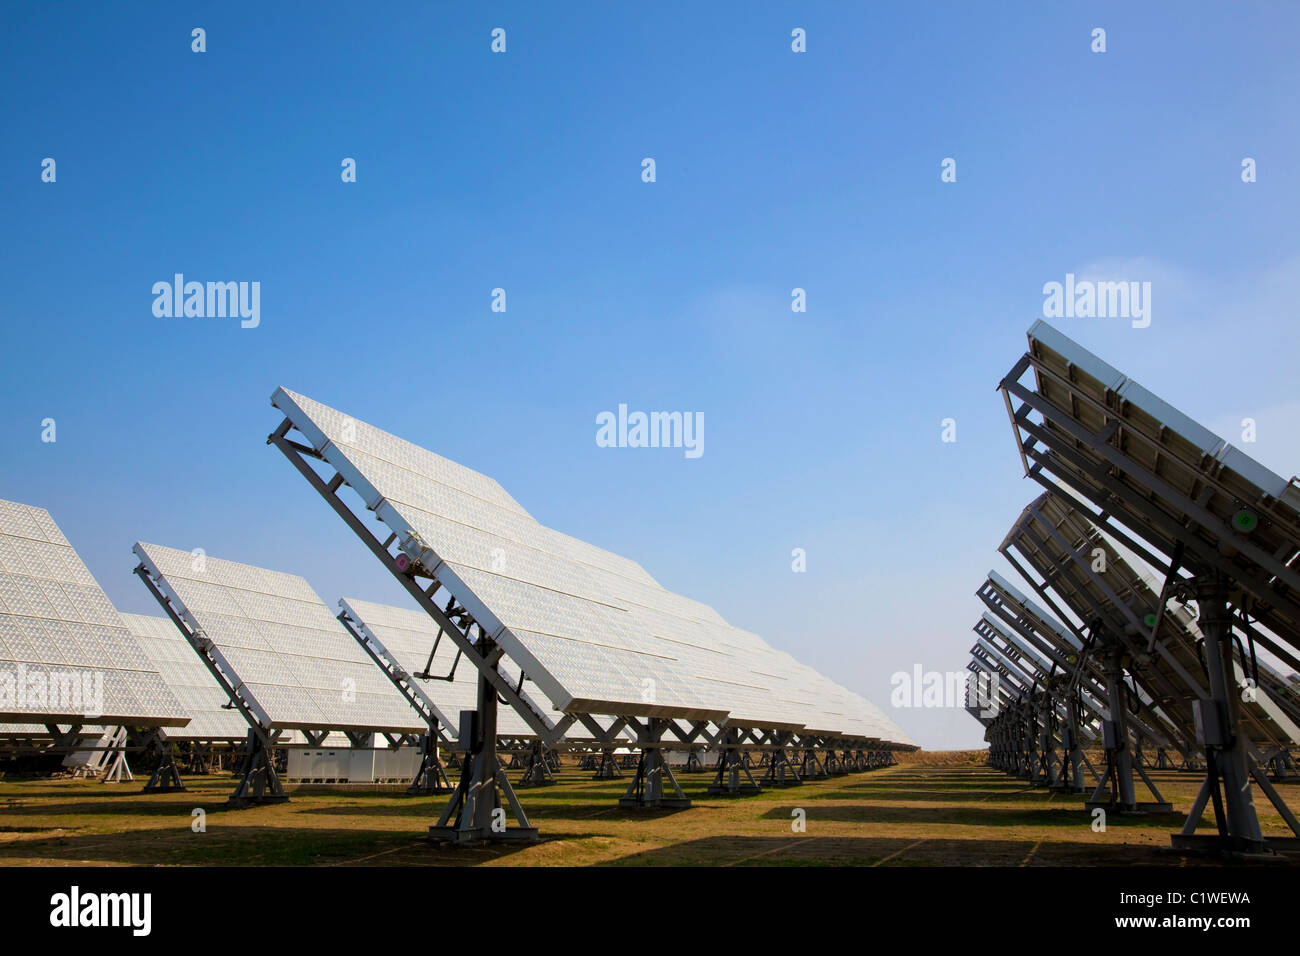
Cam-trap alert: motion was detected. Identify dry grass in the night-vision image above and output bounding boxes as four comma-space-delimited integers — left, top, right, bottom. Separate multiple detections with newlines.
1, 757, 1297, 866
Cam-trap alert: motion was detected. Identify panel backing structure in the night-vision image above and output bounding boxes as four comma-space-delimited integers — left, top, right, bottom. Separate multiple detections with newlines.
1003, 492, 1299, 757
133, 542, 423, 805
977, 572, 1182, 769
0, 498, 187, 729
998, 321, 1300, 851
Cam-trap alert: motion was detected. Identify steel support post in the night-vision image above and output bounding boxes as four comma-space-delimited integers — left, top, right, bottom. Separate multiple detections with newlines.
706, 727, 761, 796
1058, 693, 1087, 793
619, 718, 691, 809
98, 727, 133, 784
228, 728, 288, 808
824, 747, 848, 776
1033, 695, 1055, 787
1087, 637, 1170, 813
430, 647, 538, 843
517, 741, 557, 787
407, 730, 452, 794
799, 747, 829, 780
141, 732, 187, 793
592, 748, 623, 779
763, 746, 802, 787
1171, 575, 1286, 851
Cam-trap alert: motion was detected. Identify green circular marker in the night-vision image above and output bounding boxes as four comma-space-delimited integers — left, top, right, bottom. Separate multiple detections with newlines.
1144, 613, 1158, 628
1232, 509, 1258, 533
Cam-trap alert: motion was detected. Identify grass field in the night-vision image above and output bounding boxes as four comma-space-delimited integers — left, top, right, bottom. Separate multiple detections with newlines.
1, 752, 1297, 866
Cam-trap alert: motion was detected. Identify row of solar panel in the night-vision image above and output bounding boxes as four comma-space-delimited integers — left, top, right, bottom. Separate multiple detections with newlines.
0, 496, 914, 747
965, 321, 1300, 754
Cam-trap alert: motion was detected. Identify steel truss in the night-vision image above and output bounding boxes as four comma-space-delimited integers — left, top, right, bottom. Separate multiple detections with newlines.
798, 746, 829, 780
592, 748, 623, 779
98, 726, 132, 783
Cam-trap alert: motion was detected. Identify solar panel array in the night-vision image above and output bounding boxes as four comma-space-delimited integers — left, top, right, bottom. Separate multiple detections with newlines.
134, 542, 424, 735
272, 387, 914, 749
0, 499, 186, 727
968, 320, 1300, 848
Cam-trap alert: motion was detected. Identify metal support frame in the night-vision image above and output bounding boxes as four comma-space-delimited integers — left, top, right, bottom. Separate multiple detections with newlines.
619, 717, 691, 809
823, 747, 849, 776
762, 736, 803, 787
141, 730, 187, 793
1000, 354, 1300, 847
1173, 574, 1300, 851
798, 746, 829, 780
517, 741, 557, 788
407, 730, 452, 794
1085, 634, 1171, 813
98, 727, 132, 783
706, 727, 762, 796
228, 727, 288, 807
592, 748, 623, 779
430, 652, 538, 844
1058, 688, 1088, 792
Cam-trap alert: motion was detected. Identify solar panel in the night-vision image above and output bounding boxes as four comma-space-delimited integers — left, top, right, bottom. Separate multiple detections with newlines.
270, 387, 910, 751
1005, 319, 1300, 652
273, 389, 731, 723
0, 499, 187, 727
122, 613, 249, 741
133, 542, 423, 735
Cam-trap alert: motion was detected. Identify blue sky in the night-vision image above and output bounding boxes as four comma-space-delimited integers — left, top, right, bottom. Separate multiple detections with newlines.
2, 3, 1298, 748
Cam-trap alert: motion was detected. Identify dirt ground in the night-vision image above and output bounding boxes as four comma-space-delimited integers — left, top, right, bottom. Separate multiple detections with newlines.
1, 752, 1297, 866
